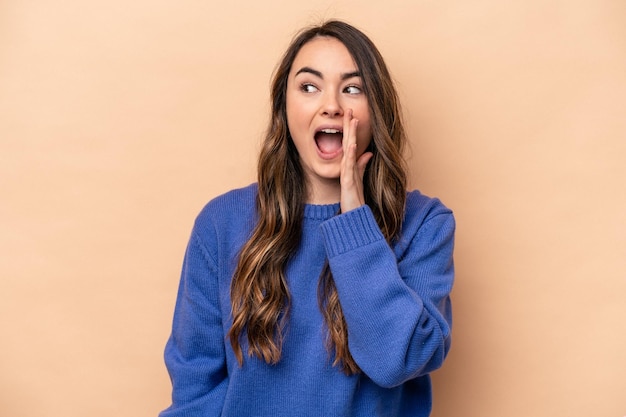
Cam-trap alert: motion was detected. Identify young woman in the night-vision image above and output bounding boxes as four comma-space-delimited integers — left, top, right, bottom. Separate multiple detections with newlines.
160, 20, 455, 417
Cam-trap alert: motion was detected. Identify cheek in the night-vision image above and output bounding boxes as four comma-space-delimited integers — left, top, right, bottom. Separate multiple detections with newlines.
285, 111, 300, 142
356, 125, 373, 155
286, 99, 307, 134
355, 102, 371, 135
285, 90, 299, 126
357, 113, 373, 146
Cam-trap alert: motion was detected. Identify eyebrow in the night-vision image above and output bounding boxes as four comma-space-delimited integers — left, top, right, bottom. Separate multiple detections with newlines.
294, 66, 361, 80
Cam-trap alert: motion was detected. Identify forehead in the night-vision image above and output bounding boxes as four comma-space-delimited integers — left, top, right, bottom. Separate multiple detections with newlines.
290, 36, 358, 75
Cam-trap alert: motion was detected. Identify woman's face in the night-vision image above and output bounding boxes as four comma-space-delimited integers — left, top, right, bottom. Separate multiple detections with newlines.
286, 36, 372, 195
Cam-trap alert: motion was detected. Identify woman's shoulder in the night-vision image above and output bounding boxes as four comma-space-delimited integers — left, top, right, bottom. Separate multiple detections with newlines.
403, 189, 455, 233
406, 189, 452, 214
193, 183, 258, 232
200, 183, 258, 214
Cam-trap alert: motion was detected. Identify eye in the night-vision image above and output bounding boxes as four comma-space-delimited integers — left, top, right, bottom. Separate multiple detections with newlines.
344, 85, 362, 95
300, 83, 319, 93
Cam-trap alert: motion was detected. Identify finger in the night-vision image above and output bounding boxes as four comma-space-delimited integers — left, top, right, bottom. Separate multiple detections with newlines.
356, 151, 373, 176
350, 121, 362, 172
343, 109, 356, 154
342, 118, 359, 172
342, 109, 350, 153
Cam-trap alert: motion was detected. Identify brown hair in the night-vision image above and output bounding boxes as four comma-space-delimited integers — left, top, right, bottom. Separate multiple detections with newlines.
228, 20, 407, 374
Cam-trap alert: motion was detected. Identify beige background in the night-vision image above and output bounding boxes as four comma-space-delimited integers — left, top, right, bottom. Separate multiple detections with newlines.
1, 0, 625, 416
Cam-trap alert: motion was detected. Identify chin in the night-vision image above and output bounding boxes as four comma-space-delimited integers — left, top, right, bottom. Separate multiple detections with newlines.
314, 166, 341, 181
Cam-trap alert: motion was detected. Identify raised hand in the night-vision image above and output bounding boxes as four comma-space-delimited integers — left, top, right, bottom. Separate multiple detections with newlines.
340, 109, 373, 213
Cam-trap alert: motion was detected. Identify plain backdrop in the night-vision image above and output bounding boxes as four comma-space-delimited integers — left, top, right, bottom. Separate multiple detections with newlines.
1, 1, 625, 416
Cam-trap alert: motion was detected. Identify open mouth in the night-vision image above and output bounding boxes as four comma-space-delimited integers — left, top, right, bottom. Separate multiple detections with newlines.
314, 128, 343, 155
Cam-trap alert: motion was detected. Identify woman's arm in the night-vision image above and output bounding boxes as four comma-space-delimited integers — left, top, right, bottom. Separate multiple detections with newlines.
321, 201, 455, 388
160, 231, 228, 416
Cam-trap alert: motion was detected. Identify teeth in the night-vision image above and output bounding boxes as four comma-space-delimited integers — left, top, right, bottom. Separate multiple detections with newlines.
320, 129, 341, 134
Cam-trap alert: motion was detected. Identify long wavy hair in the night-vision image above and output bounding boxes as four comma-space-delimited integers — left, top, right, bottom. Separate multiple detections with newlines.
228, 20, 407, 374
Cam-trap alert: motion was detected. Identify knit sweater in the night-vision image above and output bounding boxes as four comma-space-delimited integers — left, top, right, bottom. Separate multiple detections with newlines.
160, 183, 455, 417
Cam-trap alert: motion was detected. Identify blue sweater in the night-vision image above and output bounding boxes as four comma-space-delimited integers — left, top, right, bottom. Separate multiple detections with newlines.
160, 184, 455, 417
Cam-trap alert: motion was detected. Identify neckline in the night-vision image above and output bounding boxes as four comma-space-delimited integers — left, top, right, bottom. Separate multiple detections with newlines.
303, 202, 340, 220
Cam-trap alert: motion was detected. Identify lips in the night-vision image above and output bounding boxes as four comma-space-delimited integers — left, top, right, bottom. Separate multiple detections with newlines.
314, 126, 343, 158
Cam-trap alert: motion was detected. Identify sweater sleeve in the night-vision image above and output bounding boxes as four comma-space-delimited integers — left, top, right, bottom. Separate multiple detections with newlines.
320, 202, 455, 388
159, 229, 228, 417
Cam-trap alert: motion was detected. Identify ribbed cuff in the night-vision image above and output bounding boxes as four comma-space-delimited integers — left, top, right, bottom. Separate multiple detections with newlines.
320, 205, 385, 258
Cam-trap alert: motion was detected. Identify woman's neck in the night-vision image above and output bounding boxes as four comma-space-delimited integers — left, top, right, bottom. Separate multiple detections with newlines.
305, 177, 341, 205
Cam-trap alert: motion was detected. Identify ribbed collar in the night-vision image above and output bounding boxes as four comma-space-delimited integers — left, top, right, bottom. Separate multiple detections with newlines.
303, 202, 340, 220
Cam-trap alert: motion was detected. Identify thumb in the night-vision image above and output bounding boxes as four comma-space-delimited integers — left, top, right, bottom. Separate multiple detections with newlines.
356, 151, 373, 177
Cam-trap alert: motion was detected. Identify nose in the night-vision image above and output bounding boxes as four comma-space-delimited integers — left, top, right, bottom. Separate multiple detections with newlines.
321, 91, 343, 117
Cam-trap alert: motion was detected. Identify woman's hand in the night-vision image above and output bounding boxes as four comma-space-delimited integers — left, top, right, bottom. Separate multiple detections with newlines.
340, 109, 373, 213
